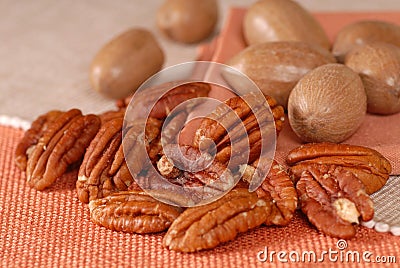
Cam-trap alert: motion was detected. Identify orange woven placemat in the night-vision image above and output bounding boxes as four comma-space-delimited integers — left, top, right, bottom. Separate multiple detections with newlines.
1, 125, 399, 267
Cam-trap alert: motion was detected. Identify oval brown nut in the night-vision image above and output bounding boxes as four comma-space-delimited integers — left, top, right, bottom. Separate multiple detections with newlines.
157, 0, 218, 43
163, 188, 272, 252
90, 28, 164, 99
333, 20, 400, 62
345, 42, 400, 115
288, 63, 367, 143
243, 0, 330, 50
22, 109, 101, 190
89, 191, 182, 233
287, 142, 392, 195
296, 164, 374, 239
228, 41, 336, 108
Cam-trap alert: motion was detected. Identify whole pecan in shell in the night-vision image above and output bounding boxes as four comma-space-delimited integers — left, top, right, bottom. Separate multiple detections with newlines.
89, 191, 182, 233
21, 109, 101, 190
163, 188, 272, 252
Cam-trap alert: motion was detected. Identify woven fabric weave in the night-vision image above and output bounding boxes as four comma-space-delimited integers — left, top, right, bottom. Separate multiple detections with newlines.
1, 126, 399, 267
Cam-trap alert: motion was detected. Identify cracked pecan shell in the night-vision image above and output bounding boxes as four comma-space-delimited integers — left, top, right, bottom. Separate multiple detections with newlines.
163, 188, 272, 252
296, 164, 374, 239
193, 93, 284, 167
241, 159, 297, 226
287, 142, 392, 194
89, 191, 182, 233
21, 109, 101, 190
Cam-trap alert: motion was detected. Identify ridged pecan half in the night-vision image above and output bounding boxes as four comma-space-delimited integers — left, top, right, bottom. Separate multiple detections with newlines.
20, 109, 101, 190
163, 188, 272, 252
241, 159, 298, 226
193, 93, 284, 167
15, 110, 63, 171
287, 142, 392, 194
77, 116, 163, 203
89, 191, 182, 233
296, 164, 374, 239
122, 81, 211, 119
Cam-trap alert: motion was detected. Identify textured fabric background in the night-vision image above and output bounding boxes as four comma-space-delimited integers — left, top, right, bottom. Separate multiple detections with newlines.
1, 125, 399, 268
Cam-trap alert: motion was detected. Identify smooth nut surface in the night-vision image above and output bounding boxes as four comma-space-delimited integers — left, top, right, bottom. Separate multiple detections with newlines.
227, 41, 335, 108
90, 28, 164, 99
157, 0, 218, 43
243, 0, 330, 50
333, 20, 400, 62
345, 42, 400, 114
288, 64, 367, 143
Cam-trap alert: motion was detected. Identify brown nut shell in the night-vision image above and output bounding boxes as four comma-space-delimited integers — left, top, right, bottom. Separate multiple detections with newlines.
227, 41, 336, 108
90, 28, 164, 99
156, 0, 218, 43
287, 64, 367, 143
345, 42, 400, 114
243, 0, 330, 50
333, 20, 400, 62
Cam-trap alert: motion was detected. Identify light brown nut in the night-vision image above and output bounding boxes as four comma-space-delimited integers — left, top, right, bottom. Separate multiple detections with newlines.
227, 41, 336, 108
90, 28, 164, 99
15, 110, 63, 171
287, 142, 392, 194
332, 20, 400, 62
89, 191, 182, 233
163, 188, 272, 252
24, 109, 101, 190
296, 164, 374, 239
241, 159, 297, 226
193, 93, 283, 167
345, 42, 400, 115
243, 0, 330, 49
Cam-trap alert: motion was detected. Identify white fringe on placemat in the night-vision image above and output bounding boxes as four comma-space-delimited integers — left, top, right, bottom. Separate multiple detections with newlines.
361, 175, 400, 236
0, 115, 31, 130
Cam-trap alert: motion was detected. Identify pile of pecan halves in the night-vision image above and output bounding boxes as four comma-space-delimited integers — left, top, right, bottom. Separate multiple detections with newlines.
15, 82, 391, 252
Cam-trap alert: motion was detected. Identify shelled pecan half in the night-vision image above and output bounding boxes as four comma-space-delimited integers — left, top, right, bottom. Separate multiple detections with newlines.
16, 109, 101, 190
89, 191, 182, 233
193, 92, 284, 168
241, 159, 297, 226
287, 142, 392, 194
163, 188, 272, 252
77, 116, 162, 203
296, 164, 374, 239
15, 110, 63, 171
121, 81, 211, 119
287, 142, 391, 238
